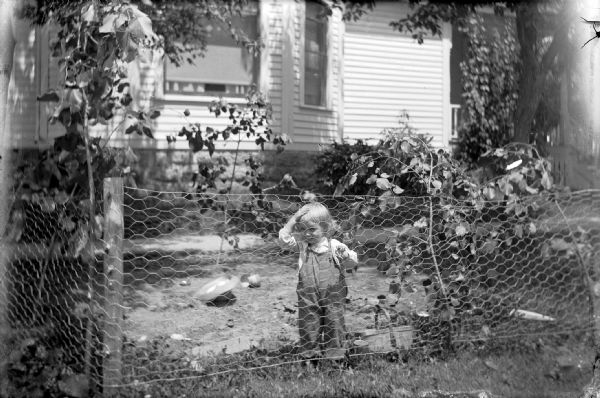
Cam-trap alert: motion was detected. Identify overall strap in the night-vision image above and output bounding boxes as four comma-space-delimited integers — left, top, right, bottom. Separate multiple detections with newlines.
328, 238, 341, 270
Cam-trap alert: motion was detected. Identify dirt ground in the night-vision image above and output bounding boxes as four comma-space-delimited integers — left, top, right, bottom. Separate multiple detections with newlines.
121, 234, 429, 357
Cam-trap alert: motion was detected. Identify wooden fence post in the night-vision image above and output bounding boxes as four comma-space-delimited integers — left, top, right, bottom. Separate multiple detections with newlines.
0, 1, 17, 395
102, 177, 124, 397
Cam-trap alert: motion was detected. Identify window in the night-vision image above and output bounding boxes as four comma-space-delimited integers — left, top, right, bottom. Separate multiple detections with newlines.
164, 4, 259, 97
304, 2, 328, 107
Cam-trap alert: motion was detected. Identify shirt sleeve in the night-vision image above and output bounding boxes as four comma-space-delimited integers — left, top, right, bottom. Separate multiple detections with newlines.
332, 240, 359, 263
278, 227, 297, 248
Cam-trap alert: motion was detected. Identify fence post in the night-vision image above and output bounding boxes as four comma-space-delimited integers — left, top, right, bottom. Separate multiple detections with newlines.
0, 1, 17, 395
102, 177, 124, 397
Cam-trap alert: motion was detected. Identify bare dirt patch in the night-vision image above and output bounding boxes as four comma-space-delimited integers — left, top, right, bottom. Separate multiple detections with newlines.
121, 234, 429, 356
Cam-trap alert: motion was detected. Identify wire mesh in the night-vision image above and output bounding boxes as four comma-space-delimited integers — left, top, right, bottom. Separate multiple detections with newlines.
1, 186, 599, 394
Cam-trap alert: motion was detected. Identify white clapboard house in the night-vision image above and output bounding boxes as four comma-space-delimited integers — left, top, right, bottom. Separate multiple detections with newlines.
7, 0, 466, 188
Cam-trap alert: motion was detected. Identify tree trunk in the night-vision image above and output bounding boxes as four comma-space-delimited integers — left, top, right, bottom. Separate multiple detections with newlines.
0, 0, 16, 395
513, 1, 570, 145
513, 2, 539, 143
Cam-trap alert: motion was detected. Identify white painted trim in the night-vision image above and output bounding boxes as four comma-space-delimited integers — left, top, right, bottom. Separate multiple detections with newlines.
325, 7, 334, 110
36, 24, 49, 147
280, 0, 295, 138
298, 2, 306, 109
441, 22, 452, 149
337, 9, 344, 142
159, 94, 250, 104
258, 0, 271, 97
299, 1, 334, 111
154, 49, 165, 100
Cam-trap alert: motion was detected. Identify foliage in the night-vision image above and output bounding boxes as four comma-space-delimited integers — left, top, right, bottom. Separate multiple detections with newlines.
325, 0, 569, 145
5, 2, 160, 395
5, 329, 94, 398
334, 113, 465, 197
139, 0, 261, 66
165, 88, 287, 244
333, 120, 556, 347
24, 0, 261, 67
170, 88, 279, 170
455, 15, 519, 165
10, 1, 159, 257
314, 139, 374, 194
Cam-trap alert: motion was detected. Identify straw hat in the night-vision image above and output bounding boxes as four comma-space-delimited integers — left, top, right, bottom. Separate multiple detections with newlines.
194, 276, 240, 302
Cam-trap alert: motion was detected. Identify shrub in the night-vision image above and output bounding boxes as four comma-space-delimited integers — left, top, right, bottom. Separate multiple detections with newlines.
314, 139, 374, 194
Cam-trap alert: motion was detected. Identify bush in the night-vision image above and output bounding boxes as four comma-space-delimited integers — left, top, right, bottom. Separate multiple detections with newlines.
456, 15, 519, 165
314, 139, 374, 194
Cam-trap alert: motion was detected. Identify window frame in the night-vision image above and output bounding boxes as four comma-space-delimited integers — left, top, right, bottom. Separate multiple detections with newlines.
300, 1, 333, 111
161, 5, 260, 101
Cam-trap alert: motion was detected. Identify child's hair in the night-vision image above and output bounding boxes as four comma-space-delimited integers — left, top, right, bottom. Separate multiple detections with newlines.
295, 202, 337, 234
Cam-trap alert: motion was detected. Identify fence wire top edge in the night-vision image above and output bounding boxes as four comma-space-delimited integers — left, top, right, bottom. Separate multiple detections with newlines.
123, 186, 600, 203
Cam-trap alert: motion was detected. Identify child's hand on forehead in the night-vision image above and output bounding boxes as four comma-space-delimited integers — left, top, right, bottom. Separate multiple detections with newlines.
294, 207, 310, 222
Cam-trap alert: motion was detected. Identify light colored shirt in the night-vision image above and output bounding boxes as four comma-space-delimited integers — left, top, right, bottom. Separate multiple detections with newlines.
279, 229, 358, 270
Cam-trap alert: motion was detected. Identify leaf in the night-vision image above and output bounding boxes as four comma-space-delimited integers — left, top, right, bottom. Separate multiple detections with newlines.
365, 174, 377, 184
149, 110, 160, 119
189, 134, 204, 152
58, 374, 88, 398
141, 125, 154, 139
514, 224, 523, 239
541, 171, 553, 190
117, 82, 130, 93
348, 173, 358, 186
455, 224, 468, 237
54, 190, 70, 205
525, 185, 538, 195
375, 178, 391, 190
105, 12, 129, 33
431, 180, 442, 189
333, 183, 346, 197
413, 218, 427, 229
124, 123, 138, 135
392, 185, 404, 195
39, 196, 56, 213
206, 139, 215, 156
70, 227, 89, 258
506, 159, 522, 170
37, 91, 60, 102
127, 14, 156, 41
550, 238, 572, 252
528, 222, 537, 234
480, 239, 497, 254
5, 208, 24, 242
60, 217, 77, 232
81, 3, 97, 23
124, 146, 139, 163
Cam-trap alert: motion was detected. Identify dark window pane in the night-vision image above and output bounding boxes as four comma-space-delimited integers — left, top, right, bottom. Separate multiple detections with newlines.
165, 2, 258, 97
304, 2, 327, 106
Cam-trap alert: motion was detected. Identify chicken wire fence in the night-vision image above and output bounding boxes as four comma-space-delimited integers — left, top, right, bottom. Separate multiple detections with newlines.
1, 185, 600, 393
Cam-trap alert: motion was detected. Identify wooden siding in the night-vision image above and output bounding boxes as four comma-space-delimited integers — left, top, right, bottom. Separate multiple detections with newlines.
343, 2, 449, 147
291, 3, 342, 148
7, 24, 39, 149
35, 0, 449, 153
142, 0, 280, 152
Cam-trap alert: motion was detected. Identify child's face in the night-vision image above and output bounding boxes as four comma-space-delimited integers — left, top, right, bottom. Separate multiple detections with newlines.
295, 221, 325, 245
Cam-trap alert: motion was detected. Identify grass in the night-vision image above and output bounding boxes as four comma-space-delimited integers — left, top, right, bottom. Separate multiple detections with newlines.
116, 338, 592, 398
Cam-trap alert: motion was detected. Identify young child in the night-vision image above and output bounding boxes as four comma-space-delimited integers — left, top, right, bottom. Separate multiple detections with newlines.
279, 202, 358, 359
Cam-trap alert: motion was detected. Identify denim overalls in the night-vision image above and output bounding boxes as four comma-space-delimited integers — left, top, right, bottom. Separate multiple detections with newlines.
297, 240, 347, 357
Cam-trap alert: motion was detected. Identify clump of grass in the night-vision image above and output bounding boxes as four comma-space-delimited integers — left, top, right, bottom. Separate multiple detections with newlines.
116, 336, 591, 397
